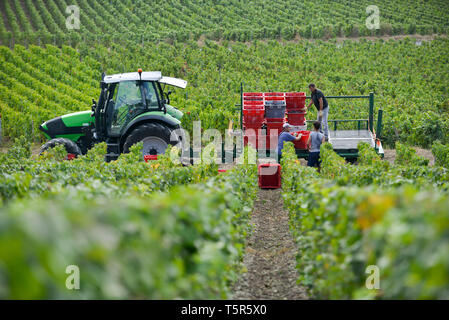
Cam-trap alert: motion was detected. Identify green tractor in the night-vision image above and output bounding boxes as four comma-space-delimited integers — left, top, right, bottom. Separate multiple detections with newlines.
39, 70, 187, 161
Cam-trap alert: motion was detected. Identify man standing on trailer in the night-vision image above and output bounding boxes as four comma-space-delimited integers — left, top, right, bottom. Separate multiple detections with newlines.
307, 84, 329, 141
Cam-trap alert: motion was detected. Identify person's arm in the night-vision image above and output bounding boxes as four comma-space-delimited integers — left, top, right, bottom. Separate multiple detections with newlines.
307, 99, 313, 109
286, 133, 299, 141
292, 132, 302, 141
307, 135, 312, 149
307, 93, 314, 109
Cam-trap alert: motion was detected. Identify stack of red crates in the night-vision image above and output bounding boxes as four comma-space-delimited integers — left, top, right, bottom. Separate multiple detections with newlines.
285, 92, 307, 127
243, 93, 264, 148
264, 95, 286, 149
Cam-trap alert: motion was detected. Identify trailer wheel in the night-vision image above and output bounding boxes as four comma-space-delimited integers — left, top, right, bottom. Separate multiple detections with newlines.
40, 138, 82, 157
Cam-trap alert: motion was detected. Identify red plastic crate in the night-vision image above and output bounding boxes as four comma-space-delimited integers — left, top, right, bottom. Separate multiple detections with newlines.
266, 124, 283, 132
264, 92, 285, 97
292, 131, 310, 150
244, 123, 262, 130
243, 123, 263, 130
264, 96, 285, 101
265, 134, 280, 150
287, 112, 306, 125
285, 92, 306, 96
243, 100, 264, 109
266, 118, 285, 124
285, 92, 306, 109
244, 132, 261, 149
286, 107, 307, 113
244, 97, 263, 102
266, 122, 283, 149
244, 92, 263, 97
243, 109, 265, 124
144, 155, 158, 162
258, 163, 281, 189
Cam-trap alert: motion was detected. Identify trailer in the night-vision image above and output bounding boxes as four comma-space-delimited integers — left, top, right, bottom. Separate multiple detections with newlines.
237, 85, 384, 162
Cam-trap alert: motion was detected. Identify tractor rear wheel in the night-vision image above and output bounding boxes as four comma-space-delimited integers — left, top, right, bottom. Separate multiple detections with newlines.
40, 138, 82, 157
123, 123, 179, 156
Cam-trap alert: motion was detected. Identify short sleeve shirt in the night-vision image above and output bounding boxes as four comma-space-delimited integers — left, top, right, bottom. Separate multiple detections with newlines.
310, 131, 324, 152
278, 132, 296, 156
311, 89, 328, 111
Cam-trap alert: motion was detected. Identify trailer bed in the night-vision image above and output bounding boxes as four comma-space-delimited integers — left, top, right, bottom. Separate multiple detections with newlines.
329, 129, 375, 150
294, 129, 383, 160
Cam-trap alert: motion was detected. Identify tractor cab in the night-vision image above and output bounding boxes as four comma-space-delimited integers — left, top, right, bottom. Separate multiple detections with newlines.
39, 70, 188, 161
93, 70, 186, 140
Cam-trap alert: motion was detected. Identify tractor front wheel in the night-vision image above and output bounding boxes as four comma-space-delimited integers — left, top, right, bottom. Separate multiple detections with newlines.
123, 123, 177, 156
40, 138, 82, 158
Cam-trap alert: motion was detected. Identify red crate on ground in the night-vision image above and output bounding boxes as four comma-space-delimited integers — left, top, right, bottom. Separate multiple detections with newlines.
292, 131, 310, 150
258, 163, 281, 189
243, 109, 265, 124
287, 111, 306, 125
285, 92, 306, 109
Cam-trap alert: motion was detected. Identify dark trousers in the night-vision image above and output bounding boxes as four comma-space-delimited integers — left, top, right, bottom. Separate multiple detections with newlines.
307, 152, 321, 167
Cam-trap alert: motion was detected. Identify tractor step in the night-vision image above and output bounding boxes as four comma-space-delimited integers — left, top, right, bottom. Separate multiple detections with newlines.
104, 141, 120, 162
105, 153, 119, 162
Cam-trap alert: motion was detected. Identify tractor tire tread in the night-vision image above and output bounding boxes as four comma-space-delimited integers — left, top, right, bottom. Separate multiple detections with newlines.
40, 138, 82, 156
123, 123, 176, 154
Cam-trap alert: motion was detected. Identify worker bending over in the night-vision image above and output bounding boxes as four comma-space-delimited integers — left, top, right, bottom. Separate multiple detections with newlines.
307, 121, 325, 170
307, 84, 329, 141
277, 123, 301, 162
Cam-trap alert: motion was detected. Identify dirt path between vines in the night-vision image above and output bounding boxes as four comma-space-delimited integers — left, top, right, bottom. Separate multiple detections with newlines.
383, 147, 435, 165
232, 188, 308, 300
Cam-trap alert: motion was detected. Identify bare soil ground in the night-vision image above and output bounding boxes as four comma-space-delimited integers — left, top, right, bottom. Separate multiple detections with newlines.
383, 147, 435, 165
232, 188, 308, 300
0, 140, 41, 155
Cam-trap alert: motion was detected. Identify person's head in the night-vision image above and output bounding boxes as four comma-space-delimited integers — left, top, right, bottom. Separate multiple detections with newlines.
308, 83, 316, 93
313, 121, 321, 131
283, 123, 291, 132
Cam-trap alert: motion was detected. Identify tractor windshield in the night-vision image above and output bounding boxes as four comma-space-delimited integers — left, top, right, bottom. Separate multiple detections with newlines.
109, 81, 159, 135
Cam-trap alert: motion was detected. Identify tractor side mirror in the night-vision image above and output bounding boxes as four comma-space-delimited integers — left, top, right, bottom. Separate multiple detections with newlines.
165, 91, 172, 105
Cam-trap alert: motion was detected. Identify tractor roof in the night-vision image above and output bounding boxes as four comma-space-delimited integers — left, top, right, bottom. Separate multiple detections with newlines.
103, 71, 187, 88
